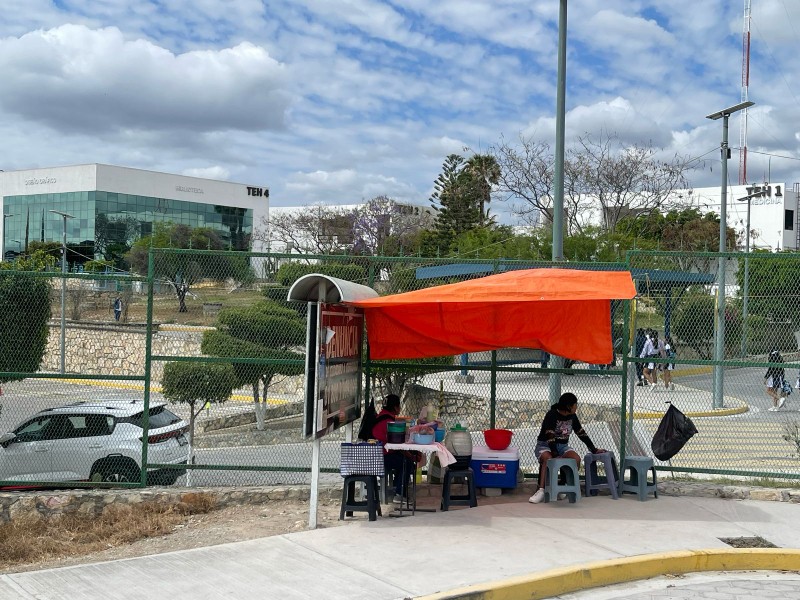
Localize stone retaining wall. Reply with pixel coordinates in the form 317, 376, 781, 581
1, 481, 798, 523
0, 485, 341, 523
42, 322, 206, 382
40, 322, 308, 395
404, 383, 619, 429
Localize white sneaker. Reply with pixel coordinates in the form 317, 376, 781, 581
528, 489, 545, 504
778, 397, 786, 409
392, 494, 404, 504
557, 493, 567, 501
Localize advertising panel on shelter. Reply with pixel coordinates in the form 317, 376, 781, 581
303, 303, 364, 439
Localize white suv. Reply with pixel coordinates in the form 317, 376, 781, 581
0, 400, 189, 485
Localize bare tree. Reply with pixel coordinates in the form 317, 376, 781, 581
255, 199, 433, 257
492, 133, 693, 236
492, 135, 556, 228
255, 204, 355, 257
351, 196, 434, 255
573, 133, 693, 235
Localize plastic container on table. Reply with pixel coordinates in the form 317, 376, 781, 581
470, 444, 520, 489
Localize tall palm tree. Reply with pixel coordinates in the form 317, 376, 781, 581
465, 154, 501, 226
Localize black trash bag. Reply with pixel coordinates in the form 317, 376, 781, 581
651, 403, 698, 461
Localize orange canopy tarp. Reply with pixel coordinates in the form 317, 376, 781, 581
345, 268, 636, 363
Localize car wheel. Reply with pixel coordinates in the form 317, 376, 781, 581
90, 458, 141, 483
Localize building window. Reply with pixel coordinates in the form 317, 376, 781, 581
785, 209, 794, 231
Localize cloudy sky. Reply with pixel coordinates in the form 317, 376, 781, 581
2, 1, 799, 224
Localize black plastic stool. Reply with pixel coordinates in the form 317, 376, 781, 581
441, 467, 478, 511
340, 475, 382, 521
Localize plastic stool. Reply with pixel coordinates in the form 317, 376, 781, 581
544, 457, 581, 503
584, 452, 619, 499
620, 456, 658, 501
441, 467, 478, 511
340, 475, 382, 521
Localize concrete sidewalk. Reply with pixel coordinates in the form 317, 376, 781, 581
2, 493, 799, 600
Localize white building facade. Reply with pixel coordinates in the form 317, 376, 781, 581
665, 182, 797, 252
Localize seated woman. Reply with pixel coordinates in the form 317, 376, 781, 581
529, 392, 605, 504
371, 394, 420, 503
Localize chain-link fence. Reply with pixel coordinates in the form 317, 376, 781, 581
626, 250, 800, 481
2, 249, 800, 490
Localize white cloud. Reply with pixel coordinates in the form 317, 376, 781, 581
0, 24, 290, 134
1, 1, 799, 222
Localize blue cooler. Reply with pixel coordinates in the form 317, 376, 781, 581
470, 445, 519, 489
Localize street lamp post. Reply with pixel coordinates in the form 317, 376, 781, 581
2, 214, 14, 261
736, 186, 765, 357
706, 101, 754, 409
49, 210, 75, 375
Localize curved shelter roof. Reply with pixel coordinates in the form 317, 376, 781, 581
287, 274, 378, 303
346, 268, 636, 363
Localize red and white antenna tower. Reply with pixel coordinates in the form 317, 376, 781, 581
739, 0, 752, 184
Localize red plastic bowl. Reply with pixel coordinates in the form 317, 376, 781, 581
483, 429, 513, 451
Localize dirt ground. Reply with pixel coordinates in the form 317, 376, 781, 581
2, 496, 349, 575
3, 481, 534, 575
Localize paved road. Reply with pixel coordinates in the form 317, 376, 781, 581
4, 366, 800, 487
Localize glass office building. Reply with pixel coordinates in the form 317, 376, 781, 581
1, 164, 268, 264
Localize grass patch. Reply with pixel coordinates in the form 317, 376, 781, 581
0, 493, 217, 570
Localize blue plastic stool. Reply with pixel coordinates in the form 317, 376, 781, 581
584, 452, 619, 499
620, 456, 658, 501
544, 457, 581, 503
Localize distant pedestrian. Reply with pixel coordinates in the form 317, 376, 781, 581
640, 329, 660, 389
635, 328, 647, 385
765, 350, 786, 411
113, 296, 123, 321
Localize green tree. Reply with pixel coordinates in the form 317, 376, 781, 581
125, 222, 254, 312
274, 261, 367, 288
0, 254, 53, 384
672, 292, 715, 360
161, 361, 236, 482
465, 153, 501, 227
429, 154, 482, 253
201, 300, 306, 430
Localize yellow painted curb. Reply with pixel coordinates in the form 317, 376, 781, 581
633, 399, 749, 420
57, 379, 288, 405
672, 366, 713, 378
416, 548, 800, 600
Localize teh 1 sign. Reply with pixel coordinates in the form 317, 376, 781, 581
305, 303, 364, 440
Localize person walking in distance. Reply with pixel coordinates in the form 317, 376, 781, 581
634, 328, 647, 386
640, 329, 659, 390
765, 350, 786, 411
113, 296, 123, 322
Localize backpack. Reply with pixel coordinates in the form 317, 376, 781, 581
357, 399, 393, 441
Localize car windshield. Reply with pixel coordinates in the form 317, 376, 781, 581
130, 406, 182, 429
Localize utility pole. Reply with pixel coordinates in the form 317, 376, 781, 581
706, 101, 753, 409
549, 0, 568, 405
49, 210, 75, 374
